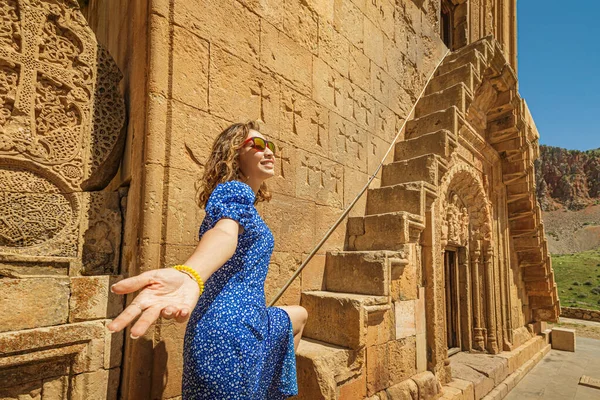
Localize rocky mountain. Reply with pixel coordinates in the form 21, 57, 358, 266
535, 145, 600, 211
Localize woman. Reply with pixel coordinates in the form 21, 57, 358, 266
107, 121, 308, 399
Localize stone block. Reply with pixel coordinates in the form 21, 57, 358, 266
104, 321, 124, 369
315, 204, 347, 252
279, 88, 329, 157
171, 26, 209, 110
328, 112, 368, 173
363, 16, 385, 68
411, 371, 441, 400
318, 19, 349, 76
265, 251, 302, 306
333, 0, 364, 49
281, 0, 318, 53
0, 278, 69, 332
312, 56, 345, 115
261, 194, 316, 253
209, 48, 279, 134
325, 251, 389, 296
395, 300, 416, 339
365, 306, 395, 347
0, 381, 41, 399
532, 320, 547, 334
302, 291, 386, 349
294, 150, 343, 208
388, 337, 417, 387
42, 376, 68, 399
171, 102, 230, 172
416, 333, 427, 373
339, 372, 367, 400
348, 45, 371, 93
174, 0, 260, 63
301, 253, 326, 292
261, 22, 313, 96
367, 132, 392, 177
71, 368, 120, 400
446, 378, 475, 400
551, 328, 576, 352
385, 377, 418, 400
70, 276, 123, 322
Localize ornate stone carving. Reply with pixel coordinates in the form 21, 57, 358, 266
442, 192, 470, 247
0, 0, 125, 263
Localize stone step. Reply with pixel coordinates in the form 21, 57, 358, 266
415, 83, 473, 118
405, 106, 462, 139
346, 211, 426, 251
295, 337, 363, 400
394, 129, 458, 162
443, 39, 491, 64
365, 182, 431, 216
381, 154, 441, 187
438, 48, 485, 77
324, 250, 404, 296
301, 291, 388, 349
427, 63, 481, 96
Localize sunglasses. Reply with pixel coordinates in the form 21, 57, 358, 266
241, 136, 277, 155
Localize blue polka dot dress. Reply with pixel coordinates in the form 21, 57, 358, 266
182, 180, 299, 399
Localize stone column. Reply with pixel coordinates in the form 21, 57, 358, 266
484, 241, 499, 354
471, 240, 485, 351
458, 248, 472, 351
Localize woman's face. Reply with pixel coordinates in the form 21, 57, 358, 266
238, 129, 275, 182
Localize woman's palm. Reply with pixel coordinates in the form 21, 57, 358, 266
107, 268, 200, 337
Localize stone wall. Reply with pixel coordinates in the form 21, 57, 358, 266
0, 0, 127, 398
76, 0, 521, 398
561, 307, 600, 323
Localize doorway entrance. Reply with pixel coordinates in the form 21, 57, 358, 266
445, 249, 460, 355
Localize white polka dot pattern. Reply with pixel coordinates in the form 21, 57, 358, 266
182, 180, 298, 399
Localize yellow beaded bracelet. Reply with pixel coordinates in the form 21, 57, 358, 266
172, 265, 205, 296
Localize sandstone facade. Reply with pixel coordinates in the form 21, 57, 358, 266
0, 0, 126, 397
2, 0, 557, 399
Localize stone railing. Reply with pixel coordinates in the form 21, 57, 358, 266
560, 307, 600, 323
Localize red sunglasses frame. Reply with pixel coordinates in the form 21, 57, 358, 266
241, 136, 277, 154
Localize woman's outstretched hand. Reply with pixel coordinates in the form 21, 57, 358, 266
107, 268, 201, 338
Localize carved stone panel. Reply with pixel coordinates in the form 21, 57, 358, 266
0, 0, 125, 264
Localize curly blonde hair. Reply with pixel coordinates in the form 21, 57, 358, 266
197, 121, 272, 208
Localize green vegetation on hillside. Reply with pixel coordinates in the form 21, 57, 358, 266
553, 249, 600, 311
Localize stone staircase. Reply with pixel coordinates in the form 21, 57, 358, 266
293, 36, 559, 400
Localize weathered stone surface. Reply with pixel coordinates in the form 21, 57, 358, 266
174, 0, 260, 63
0, 278, 69, 332
386, 377, 418, 400
71, 368, 120, 400
171, 26, 209, 110
551, 328, 576, 352
70, 276, 123, 322
411, 371, 441, 400
395, 300, 416, 339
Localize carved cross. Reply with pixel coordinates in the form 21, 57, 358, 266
250, 82, 271, 122
310, 111, 326, 146
327, 75, 342, 107
284, 96, 302, 135
330, 167, 342, 194
346, 86, 360, 121
375, 70, 385, 93
1, 6, 87, 139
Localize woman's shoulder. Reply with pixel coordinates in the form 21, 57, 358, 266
209, 180, 256, 205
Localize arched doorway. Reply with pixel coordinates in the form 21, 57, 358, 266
437, 165, 498, 356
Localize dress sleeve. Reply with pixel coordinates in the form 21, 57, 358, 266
203, 180, 255, 233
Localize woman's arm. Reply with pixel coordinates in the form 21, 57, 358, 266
106, 218, 242, 337
181, 218, 241, 283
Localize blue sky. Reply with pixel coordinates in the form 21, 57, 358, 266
517, 2, 599, 151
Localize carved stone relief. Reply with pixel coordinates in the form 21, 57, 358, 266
0, 0, 125, 263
